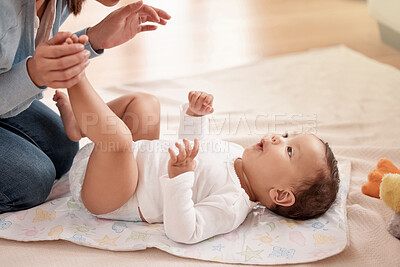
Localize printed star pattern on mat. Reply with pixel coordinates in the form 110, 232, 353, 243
237, 246, 263, 262
32, 208, 56, 222
94, 235, 120, 246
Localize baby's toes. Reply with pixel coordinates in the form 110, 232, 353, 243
56, 91, 67, 99
55, 100, 65, 108
53, 94, 60, 102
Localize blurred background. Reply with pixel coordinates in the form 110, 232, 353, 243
60, 0, 400, 89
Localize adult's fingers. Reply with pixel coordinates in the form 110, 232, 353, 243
48, 71, 86, 89
46, 50, 90, 71
130, 0, 144, 13
150, 6, 171, 20
47, 60, 89, 84
139, 25, 158, 33
120, 1, 143, 18
42, 43, 85, 58
140, 15, 168, 25
141, 5, 160, 22
47, 31, 72, 45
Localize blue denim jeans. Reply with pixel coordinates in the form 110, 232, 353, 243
0, 100, 79, 213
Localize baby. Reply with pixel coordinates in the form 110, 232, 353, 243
57, 36, 339, 244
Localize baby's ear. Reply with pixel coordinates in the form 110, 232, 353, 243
269, 188, 295, 207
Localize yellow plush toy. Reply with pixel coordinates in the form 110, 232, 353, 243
380, 173, 400, 239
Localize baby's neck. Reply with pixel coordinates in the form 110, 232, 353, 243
234, 158, 256, 201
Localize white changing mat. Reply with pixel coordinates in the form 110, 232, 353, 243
0, 160, 350, 265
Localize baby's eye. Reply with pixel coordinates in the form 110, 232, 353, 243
282, 132, 289, 138
287, 146, 293, 158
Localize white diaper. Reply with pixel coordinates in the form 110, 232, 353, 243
69, 143, 143, 222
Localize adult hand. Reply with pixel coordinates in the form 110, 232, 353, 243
87, 1, 171, 51
27, 32, 90, 88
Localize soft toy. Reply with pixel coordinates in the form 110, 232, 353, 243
380, 173, 400, 239
362, 158, 400, 198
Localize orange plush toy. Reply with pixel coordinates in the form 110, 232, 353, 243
362, 158, 400, 198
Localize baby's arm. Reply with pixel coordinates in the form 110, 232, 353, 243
164, 137, 242, 244
178, 91, 214, 141
162, 184, 239, 244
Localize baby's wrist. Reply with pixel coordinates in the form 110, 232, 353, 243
168, 168, 194, 179
168, 170, 185, 179
186, 108, 202, 117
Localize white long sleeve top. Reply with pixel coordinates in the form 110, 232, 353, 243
70, 104, 257, 244
134, 104, 257, 244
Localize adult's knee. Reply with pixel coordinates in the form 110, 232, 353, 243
51, 139, 79, 178
0, 155, 56, 213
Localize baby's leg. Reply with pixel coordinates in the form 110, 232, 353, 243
107, 93, 160, 141
67, 76, 139, 215
53, 90, 83, 142
54, 92, 160, 142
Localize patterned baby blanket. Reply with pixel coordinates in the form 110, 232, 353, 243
0, 160, 350, 265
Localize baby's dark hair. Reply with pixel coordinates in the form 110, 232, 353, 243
270, 140, 339, 220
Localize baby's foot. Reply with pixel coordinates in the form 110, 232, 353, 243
53, 90, 84, 142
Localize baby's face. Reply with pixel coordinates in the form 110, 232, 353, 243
242, 133, 326, 205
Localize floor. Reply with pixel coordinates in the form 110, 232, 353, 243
59, 0, 400, 89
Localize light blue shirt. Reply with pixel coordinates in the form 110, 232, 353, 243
0, 0, 103, 118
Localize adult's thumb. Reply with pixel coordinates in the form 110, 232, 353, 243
119, 1, 143, 19
47, 32, 72, 45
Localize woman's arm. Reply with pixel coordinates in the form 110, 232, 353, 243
0, 31, 89, 116
0, 59, 44, 116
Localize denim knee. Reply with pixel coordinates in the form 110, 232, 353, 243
52, 139, 79, 178
0, 155, 56, 213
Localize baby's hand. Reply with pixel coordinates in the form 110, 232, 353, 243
187, 91, 214, 117
168, 138, 199, 178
